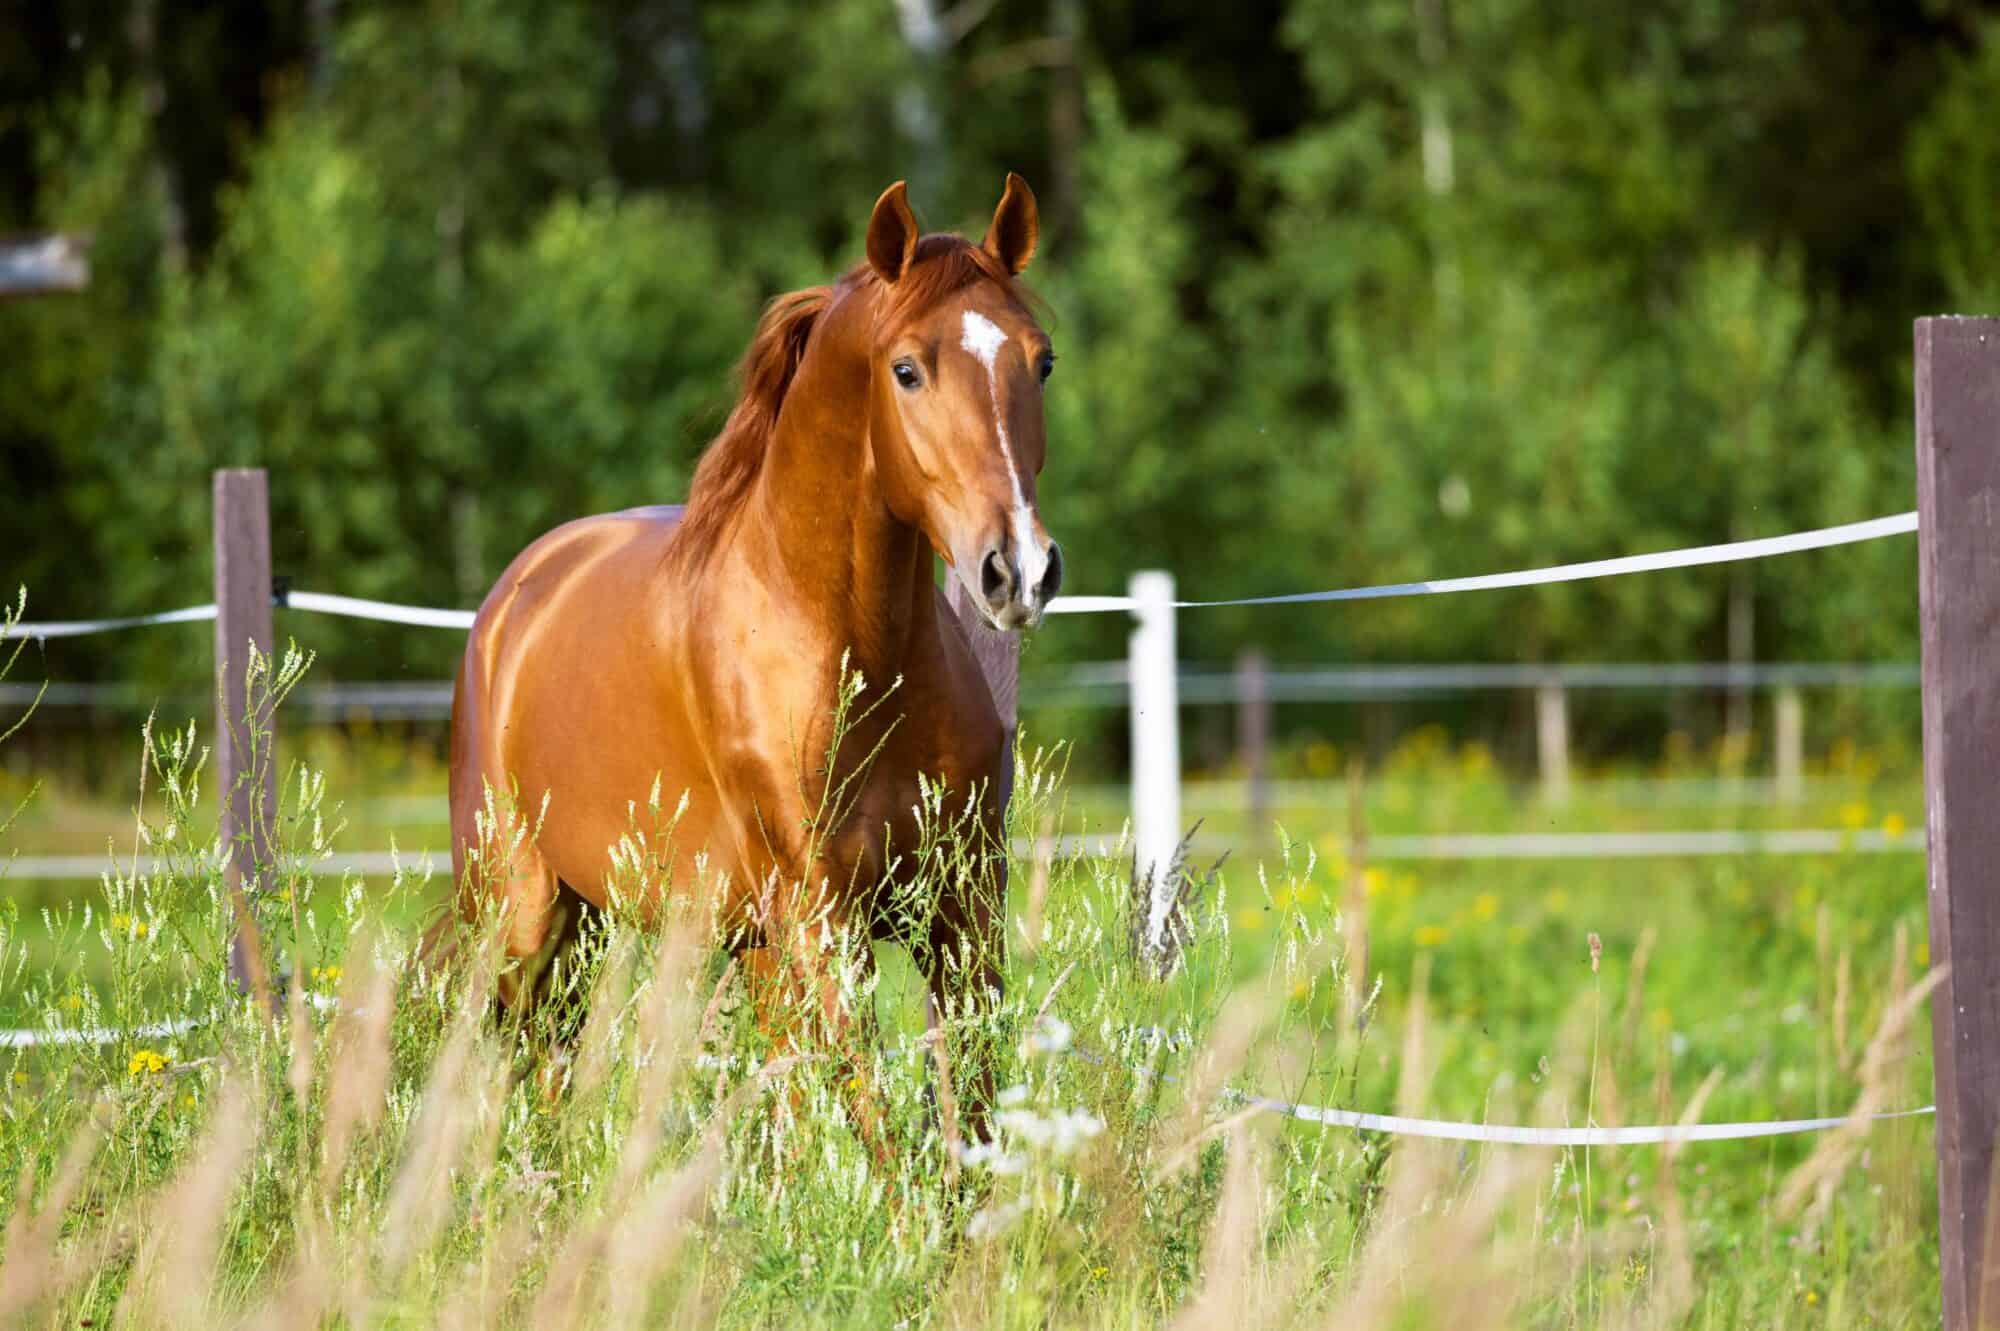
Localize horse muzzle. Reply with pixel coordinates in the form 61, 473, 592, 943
974, 535, 1063, 631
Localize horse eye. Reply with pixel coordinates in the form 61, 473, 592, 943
892, 360, 922, 390
1038, 352, 1056, 384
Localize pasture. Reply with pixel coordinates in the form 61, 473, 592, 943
0, 695, 1941, 1328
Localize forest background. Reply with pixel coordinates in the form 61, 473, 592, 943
7, 0, 1999, 770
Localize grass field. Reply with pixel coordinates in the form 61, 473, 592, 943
0, 671, 1943, 1327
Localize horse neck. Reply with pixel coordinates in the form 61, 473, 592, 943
746, 295, 935, 683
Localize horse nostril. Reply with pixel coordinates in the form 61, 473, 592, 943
1037, 543, 1064, 604
980, 548, 1013, 603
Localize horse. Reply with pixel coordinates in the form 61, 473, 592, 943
447, 174, 1061, 1140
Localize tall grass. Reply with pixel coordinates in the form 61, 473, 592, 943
0, 618, 1945, 1328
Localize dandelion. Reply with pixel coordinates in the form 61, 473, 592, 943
1838, 802, 1870, 831
1363, 867, 1388, 898
1472, 892, 1500, 922
128, 1049, 168, 1078
1881, 812, 1908, 839
1414, 925, 1449, 948
1233, 908, 1266, 933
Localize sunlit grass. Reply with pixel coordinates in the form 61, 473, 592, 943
0, 622, 1942, 1326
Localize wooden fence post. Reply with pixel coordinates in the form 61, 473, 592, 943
1536, 678, 1571, 806
1773, 685, 1804, 805
945, 579, 1019, 816
1236, 649, 1271, 847
1915, 315, 2000, 1331
1129, 571, 1181, 950
213, 469, 276, 1005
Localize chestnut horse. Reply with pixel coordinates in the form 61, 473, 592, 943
448, 175, 1061, 1130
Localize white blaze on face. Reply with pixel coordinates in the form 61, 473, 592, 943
959, 309, 1049, 602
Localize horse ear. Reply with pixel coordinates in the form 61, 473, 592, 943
867, 181, 920, 284
983, 172, 1039, 275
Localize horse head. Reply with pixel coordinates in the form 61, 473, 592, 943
860, 174, 1063, 631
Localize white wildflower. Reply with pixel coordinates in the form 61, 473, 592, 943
1025, 1015, 1073, 1056
967, 1198, 1028, 1240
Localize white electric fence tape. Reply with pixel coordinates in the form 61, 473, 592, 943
0, 1015, 204, 1049
1235, 1093, 1934, 1145
0, 1003, 1935, 1147
2, 604, 218, 640
0, 508, 1938, 1145
1045, 511, 1920, 614
283, 591, 477, 630
3, 512, 1919, 636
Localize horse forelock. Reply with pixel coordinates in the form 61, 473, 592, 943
847, 233, 1037, 333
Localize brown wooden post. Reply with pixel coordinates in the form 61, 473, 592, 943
213, 469, 276, 1005
1915, 315, 2000, 1331
1236, 649, 1271, 846
946, 579, 1019, 816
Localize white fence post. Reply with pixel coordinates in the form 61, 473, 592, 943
1129, 571, 1181, 949
1774, 685, 1804, 805
1536, 679, 1571, 806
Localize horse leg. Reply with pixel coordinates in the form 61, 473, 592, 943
737, 907, 893, 1162
455, 822, 565, 1015
916, 876, 1007, 1146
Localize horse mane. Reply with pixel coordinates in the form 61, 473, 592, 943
668, 234, 1026, 567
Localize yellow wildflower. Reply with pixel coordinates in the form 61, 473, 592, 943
1472, 892, 1500, 922
1544, 889, 1570, 915
1838, 802, 1869, 831
1414, 925, 1449, 948
1363, 867, 1388, 898
128, 1049, 167, 1078
1881, 812, 1908, 839
1233, 908, 1266, 933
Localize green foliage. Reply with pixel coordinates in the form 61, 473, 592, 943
0, 0, 1975, 730
1910, 20, 2000, 314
